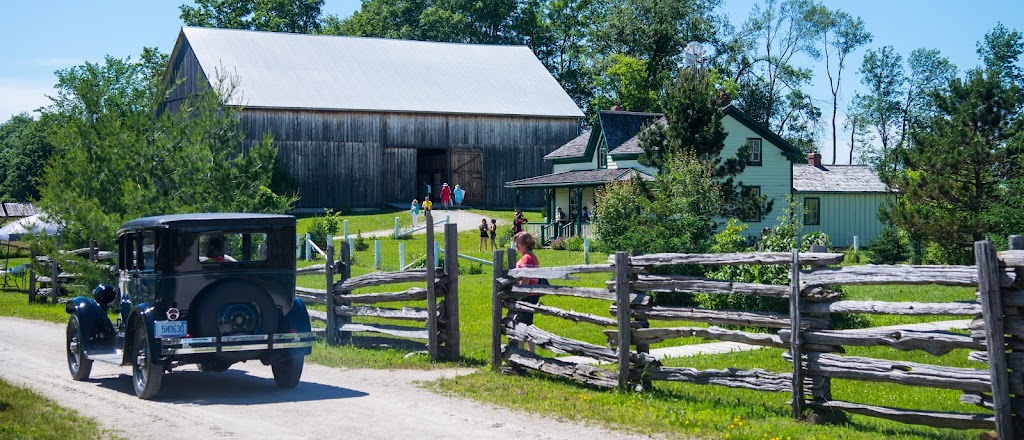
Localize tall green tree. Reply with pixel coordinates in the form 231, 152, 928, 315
638, 68, 767, 220
855, 45, 905, 170
730, 0, 825, 149
0, 114, 54, 203
595, 0, 722, 90
37, 50, 294, 249
816, 8, 870, 164
886, 68, 1022, 263
898, 48, 958, 150
180, 0, 325, 33
978, 22, 1024, 88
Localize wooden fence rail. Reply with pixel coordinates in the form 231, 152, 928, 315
492, 237, 1024, 438
306, 211, 460, 361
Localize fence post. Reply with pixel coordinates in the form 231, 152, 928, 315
1009, 236, 1023, 437
348, 238, 354, 255
337, 244, 352, 345
89, 240, 97, 263
491, 249, 505, 372
425, 211, 440, 359
28, 248, 36, 303
305, 233, 312, 261
584, 238, 590, 265
395, 216, 400, 238
296, 233, 302, 260
443, 223, 460, 361
399, 242, 405, 269
976, 240, 1012, 438
789, 248, 805, 419
325, 244, 337, 345
374, 240, 381, 269
343, 220, 349, 242
614, 251, 632, 392
50, 258, 60, 304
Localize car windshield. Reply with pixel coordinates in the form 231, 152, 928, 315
198, 232, 268, 263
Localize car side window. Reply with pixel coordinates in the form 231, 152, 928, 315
199, 232, 267, 263
141, 232, 156, 271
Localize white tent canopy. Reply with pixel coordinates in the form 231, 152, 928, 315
0, 214, 61, 241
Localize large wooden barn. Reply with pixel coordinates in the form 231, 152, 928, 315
161, 27, 583, 210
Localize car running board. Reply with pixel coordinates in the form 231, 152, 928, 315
87, 351, 124, 365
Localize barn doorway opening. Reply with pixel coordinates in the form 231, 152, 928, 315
416, 149, 448, 200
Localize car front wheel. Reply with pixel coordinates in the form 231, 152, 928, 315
66, 315, 93, 381
271, 355, 303, 388
132, 325, 163, 399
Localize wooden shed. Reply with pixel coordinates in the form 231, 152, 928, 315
161, 27, 583, 210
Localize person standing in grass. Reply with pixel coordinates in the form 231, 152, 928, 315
512, 231, 539, 353
479, 218, 489, 252
410, 199, 420, 227
489, 219, 498, 251
422, 196, 432, 212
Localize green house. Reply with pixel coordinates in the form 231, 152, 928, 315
506, 106, 894, 248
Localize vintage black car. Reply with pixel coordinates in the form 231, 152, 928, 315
65, 213, 315, 399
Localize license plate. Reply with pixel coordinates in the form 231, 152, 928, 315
154, 320, 187, 338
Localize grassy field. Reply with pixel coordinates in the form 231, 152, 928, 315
0, 210, 991, 439
0, 377, 120, 440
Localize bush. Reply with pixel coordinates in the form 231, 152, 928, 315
497, 227, 514, 248
550, 237, 567, 250
868, 227, 910, 264
565, 236, 584, 252
353, 231, 369, 251
308, 211, 343, 249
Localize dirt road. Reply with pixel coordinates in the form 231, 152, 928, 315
0, 317, 649, 440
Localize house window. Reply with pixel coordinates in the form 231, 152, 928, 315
804, 197, 820, 226
597, 137, 607, 169
746, 138, 762, 166
741, 185, 762, 222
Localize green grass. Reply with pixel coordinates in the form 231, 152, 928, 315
0, 211, 994, 439
0, 377, 119, 440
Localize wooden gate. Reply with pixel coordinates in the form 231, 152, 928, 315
451, 149, 483, 203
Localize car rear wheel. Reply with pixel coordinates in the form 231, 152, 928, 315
66, 315, 93, 381
132, 325, 163, 400
271, 355, 303, 388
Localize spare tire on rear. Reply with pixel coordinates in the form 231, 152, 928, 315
191, 280, 280, 363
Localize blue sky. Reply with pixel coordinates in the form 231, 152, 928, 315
2, 1, 1021, 163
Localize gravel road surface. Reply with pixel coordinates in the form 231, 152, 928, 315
0, 317, 650, 440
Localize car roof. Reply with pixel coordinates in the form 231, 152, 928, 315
118, 213, 295, 234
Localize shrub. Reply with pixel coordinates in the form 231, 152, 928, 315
550, 237, 567, 250
354, 231, 369, 251
308, 211, 343, 249
802, 231, 831, 250
497, 227, 514, 248
565, 236, 584, 252
868, 227, 910, 264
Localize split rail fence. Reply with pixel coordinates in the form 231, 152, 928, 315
299, 213, 460, 361
491, 238, 1024, 438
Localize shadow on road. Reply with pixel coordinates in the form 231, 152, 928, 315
92, 368, 368, 404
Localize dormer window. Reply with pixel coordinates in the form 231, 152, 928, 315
746, 138, 762, 166
597, 137, 607, 168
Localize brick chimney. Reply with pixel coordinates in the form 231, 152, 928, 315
807, 152, 822, 167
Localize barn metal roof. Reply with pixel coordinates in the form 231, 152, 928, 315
178, 27, 584, 118
505, 169, 654, 189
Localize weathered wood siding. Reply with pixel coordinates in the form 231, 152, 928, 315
797, 192, 893, 248
162, 42, 579, 210
240, 109, 575, 209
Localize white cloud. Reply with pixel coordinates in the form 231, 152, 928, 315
0, 78, 54, 122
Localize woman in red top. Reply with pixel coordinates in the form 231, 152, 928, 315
513, 231, 539, 353
439, 183, 452, 209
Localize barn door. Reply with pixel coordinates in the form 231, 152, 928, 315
450, 149, 483, 203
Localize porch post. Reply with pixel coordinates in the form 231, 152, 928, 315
513, 189, 520, 210
574, 186, 584, 236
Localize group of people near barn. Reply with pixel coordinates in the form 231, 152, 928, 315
409, 182, 466, 227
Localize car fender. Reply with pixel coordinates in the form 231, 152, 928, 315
283, 298, 312, 356
124, 302, 164, 365
65, 296, 116, 354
